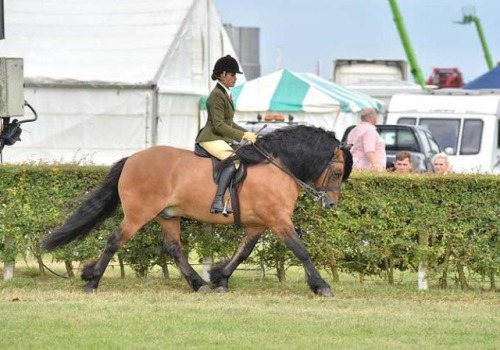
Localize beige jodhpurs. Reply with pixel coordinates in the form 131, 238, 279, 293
199, 140, 240, 168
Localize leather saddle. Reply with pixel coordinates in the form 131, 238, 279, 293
194, 143, 247, 224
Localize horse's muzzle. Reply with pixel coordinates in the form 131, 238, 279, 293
321, 196, 338, 209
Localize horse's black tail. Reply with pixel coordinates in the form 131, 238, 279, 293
42, 157, 128, 251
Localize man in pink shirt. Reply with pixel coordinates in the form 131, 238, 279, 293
347, 108, 386, 172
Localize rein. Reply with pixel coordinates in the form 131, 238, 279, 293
249, 143, 338, 203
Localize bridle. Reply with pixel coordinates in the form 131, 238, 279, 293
315, 156, 344, 193
249, 143, 344, 204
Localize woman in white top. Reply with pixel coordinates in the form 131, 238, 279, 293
432, 153, 452, 174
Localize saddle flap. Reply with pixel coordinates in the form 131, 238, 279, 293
194, 143, 212, 158
194, 143, 246, 183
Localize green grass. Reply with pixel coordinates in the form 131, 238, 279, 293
1, 265, 499, 350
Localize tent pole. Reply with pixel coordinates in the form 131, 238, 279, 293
206, 0, 212, 91
151, 85, 159, 146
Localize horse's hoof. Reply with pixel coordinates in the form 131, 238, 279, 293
317, 287, 334, 298
197, 285, 212, 294
214, 286, 228, 293
83, 286, 97, 294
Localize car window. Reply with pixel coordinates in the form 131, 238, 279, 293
379, 129, 397, 150
417, 128, 431, 155
460, 119, 483, 155
397, 129, 419, 152
419, 118, 460, 155
378, 127, 419, 152
397, 117, 416, 125
424, 129, 441, 154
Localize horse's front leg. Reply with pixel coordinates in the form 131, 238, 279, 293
210, 226, 264, 293
274, 224, 333, 298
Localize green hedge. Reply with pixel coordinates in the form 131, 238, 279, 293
1, 165, 499, 289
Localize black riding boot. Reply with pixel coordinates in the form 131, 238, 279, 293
210, 164, 237, 214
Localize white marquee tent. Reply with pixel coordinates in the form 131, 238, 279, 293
0, 0, 241, 164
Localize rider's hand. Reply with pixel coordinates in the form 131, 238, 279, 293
242, 132, 257, 143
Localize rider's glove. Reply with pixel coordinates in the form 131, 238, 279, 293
242, 132, 257, 144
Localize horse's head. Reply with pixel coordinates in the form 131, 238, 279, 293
315, 145, 353, 209
236, 125, 354, 209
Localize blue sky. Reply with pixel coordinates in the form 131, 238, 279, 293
213, 0, 499, 83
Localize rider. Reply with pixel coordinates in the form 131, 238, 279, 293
196, 55, 257, 214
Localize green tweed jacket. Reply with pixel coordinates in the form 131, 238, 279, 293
196, 84, 247, 143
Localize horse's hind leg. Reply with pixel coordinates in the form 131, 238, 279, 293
160, 218, 209, 292
81, 227, 121, 293
210, 227, 264, 293
81, 219, 139, 293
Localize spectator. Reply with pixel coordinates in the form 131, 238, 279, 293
347, 108, 386, 172
432, 153, 452, 174
394, 151, 413, 173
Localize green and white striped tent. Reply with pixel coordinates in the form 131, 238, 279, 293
223, 69, 383, 137
232, 69, 382, 114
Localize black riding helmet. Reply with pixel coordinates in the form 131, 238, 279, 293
211, 55, 243, 80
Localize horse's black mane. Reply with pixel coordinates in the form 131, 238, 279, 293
234, 125, 353, 182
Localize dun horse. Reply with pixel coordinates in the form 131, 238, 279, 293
43, 125, 353, 297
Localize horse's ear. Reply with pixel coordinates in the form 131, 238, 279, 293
340, 142, 353, 151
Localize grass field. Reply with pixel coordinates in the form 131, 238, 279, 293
1, 263, 499, 350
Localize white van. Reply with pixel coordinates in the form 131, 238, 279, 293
332, 59, 408, 85
386, 89, 500, 173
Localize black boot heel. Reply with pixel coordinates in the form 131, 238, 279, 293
210, 165, 236, 214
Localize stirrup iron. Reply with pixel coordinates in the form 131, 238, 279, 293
222, 198, 232, 216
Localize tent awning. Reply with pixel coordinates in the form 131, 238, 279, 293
226, 69, 383, 113
464, 66, 500, 90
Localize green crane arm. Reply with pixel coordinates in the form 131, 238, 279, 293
388, 0, 426, 88
459, 15, 494, 70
